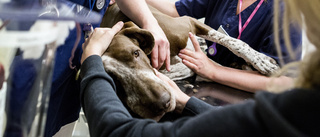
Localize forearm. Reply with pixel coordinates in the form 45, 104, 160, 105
116, 0, 158, 29
208, 65, 293, 93
80, 55, 135, 137
182, 96, 219, 116
146, 0, 180, 17
80, 57, 265, 137
80, 56, 222, 137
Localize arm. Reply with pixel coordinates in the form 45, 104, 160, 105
154, 69, 215, 114
146, 0, 180, 17
179, 33, 294, 93
182, 96, 220, 116
80, 55, 265, 137
79, 23, 266, 137
81, 58, 306, 137
115, 0, 156, 28
205, 64, 293, 93
115, 0, 171, 71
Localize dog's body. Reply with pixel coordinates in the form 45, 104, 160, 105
101, 4, 212, 57
100, 4, 279, 120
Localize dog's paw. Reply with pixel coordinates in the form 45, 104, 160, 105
249, 52, 279, 75
230, 40, 280, 76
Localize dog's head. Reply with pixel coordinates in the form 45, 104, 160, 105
101, 22, 176, 121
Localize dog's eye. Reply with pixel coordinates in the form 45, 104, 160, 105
134, 50, 140, 57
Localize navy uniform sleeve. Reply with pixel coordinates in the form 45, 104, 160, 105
175, 0, 212, 19
182, 96, 220, 116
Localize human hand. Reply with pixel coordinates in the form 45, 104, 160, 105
109, 0, 116, 5
154, 69, 190, 113
178, 32, 217, 80
146, 25, 171, 71
81, 21, 124, 64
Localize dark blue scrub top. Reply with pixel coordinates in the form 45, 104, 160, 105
176, 0, 302, 67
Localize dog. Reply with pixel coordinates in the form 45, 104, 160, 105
100, 4, 279, 120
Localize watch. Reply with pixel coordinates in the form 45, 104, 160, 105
94, 0, 106, 11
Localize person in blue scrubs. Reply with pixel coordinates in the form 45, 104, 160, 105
146, 0, 302, 92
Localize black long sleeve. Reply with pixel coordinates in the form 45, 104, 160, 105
80, 55, 320, 137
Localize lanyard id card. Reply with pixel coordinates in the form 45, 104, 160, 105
208, 0, 264, 56
217, 25, 229, 36
208, 25, 229, 56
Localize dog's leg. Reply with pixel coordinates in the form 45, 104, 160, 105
189, 18, 279, 75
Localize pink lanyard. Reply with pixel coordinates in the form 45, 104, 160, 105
238, 0, 264, 39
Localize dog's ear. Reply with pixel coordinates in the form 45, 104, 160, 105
120, 21, 155, 55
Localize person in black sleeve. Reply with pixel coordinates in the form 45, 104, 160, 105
79, 0, 320, 135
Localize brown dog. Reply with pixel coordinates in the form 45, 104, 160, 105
100, 4, 279, 120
